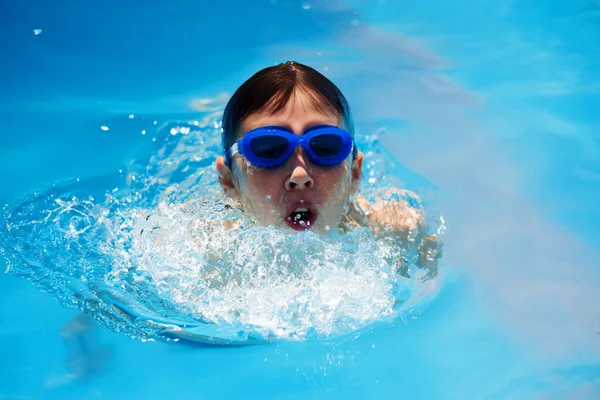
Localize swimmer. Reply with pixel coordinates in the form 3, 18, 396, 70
215, 61, 441, 276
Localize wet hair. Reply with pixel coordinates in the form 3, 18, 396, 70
221, 61, 354, 152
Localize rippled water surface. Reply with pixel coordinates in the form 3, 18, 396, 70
1, 119, 441, 345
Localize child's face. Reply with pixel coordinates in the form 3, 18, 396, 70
216, 89, 364, 233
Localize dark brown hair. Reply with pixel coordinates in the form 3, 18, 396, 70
221, 61, 354, 151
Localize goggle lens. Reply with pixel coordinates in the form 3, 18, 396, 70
249, 135, 289, 159
309, 134, 343, 159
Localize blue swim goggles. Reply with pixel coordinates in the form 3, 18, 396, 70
223, 125, 356, 168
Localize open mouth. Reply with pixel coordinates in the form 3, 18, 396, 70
285, 206, 317, 231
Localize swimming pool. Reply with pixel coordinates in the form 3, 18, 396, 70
1, 0, 599, 398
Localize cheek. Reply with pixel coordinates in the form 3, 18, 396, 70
317, 165, 352, 198
238, 168, 284, 199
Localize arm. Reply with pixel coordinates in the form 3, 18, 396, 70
347, 190, 442, 279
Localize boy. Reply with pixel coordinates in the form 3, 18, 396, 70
215, 61, 441, 275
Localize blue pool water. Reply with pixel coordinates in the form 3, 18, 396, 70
1, 0, 599, 398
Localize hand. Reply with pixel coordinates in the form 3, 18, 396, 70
416, 234, 442, 280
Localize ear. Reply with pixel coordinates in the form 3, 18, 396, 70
350, 151, 364, 194
216, 156, 240, 198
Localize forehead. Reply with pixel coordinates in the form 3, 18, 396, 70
239, 90, 341, 135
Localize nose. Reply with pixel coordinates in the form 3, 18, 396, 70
285, 149, 315, 191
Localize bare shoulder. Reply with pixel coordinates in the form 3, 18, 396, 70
348, 188, 426, 240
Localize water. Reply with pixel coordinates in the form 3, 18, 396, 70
1, 119, 439, 344
1, 0, 599, 399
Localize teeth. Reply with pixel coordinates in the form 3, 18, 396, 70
294, 208, 309, 212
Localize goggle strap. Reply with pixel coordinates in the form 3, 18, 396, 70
224, 142, 240, 166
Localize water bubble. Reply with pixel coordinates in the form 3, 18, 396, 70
0, 112, 442, 345
343, 203, 350, 215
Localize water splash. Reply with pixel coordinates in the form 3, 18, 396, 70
0, 114, 442, 344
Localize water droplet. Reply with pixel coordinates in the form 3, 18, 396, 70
33, 29, 42, 35
153, 121, 158, 125
100, 126, 109, 131
265, 195, 271, 201
141, 130, 146, 135
269, 209, 275, 214
299, 199, 304, 203
325, 225, 330, 231
128, 114, 135, 119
